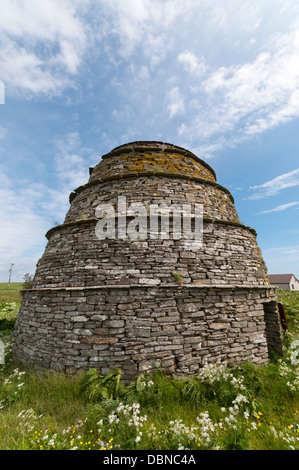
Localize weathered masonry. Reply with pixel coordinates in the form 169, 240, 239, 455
13, 141, 283, 380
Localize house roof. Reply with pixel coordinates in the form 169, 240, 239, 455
268, 274, 297, 284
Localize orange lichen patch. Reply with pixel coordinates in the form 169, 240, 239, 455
88, 148, 218, 184
90, 152, 215, 182
118, 152, 216, 182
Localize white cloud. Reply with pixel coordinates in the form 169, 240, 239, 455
167, 87, 185, 118
262, 244, 299, 276
54, 132, 90, 191
0, 0, 88, 97
197, 26, 299, 139
0, 126, 6, 140
256, 201, 299, 215
0, 167, 49, 281
2, 0, 299, 153
203, 0, 263, 34
249, 168, 299, 199
173, 9, 299, 154
101, 0, 199, 60
178, 51, 206, 76
190, 139, 229, 160
0, 80, 4, 104
0, 127, 96, 281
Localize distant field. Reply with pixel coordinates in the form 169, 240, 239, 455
0, 283, 22, 303
0, 283, 23, 290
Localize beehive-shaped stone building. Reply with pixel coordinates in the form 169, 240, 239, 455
13, 141, 283, 379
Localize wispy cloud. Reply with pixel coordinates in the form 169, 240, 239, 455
256, 201, 299, 215
178, 51, 206, 77
2, 0, 299, 155
0, 166, 49, 281
0, 126, 6, 140
167, 87, 185, 118
102, 0, 199, 59
168, 5, 299, 154
0, 129, 95, 281
0, 81, 4, 104
249, 168, 299, 199
55, 132, 90, 190
262, 244, 299, 276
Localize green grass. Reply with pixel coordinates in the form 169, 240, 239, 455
0, 283, 23, 303
277, 290, 299, 339
0, 282, 23, 291
0, 287, 298, 450
277, 289, 299, 318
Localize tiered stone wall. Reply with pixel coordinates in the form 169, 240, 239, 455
66, 176, 238, 224
12, 141, 283, 379
32, 222, 268, 288
89, 141, 217, 183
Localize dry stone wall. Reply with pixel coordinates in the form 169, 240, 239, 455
14, 285, 281, 381
13, 141, 283, 379
32, 222, 268, 288
65, 176, 238, 224
89, 144, 217, 183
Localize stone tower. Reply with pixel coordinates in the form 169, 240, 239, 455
13, 141, 283, 379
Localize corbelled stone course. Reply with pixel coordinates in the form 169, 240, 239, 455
14, 285, 280, 379
32, 223, 266, 288
13, 141, 283, 379
90, 141, 217, 183
66, 176, 237, 224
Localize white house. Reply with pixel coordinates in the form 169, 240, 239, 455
268, 274, 299, 291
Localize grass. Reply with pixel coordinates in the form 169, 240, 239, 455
0, 283, 23, 304
171, 271, 184, 286
0, 287, 298, 450
277, 289, 299, 317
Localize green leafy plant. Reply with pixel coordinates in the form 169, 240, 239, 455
277, 290, 299, 318
81, 367, 123, 401
0, 302, 19, 334
22, 274, 33, 290
171, 271, 184, 286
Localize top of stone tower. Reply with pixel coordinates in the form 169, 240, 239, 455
88, 141, 217, 183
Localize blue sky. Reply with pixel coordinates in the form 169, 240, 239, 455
0, 0, 299, 282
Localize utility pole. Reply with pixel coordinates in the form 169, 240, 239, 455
8, 263, 14, 288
